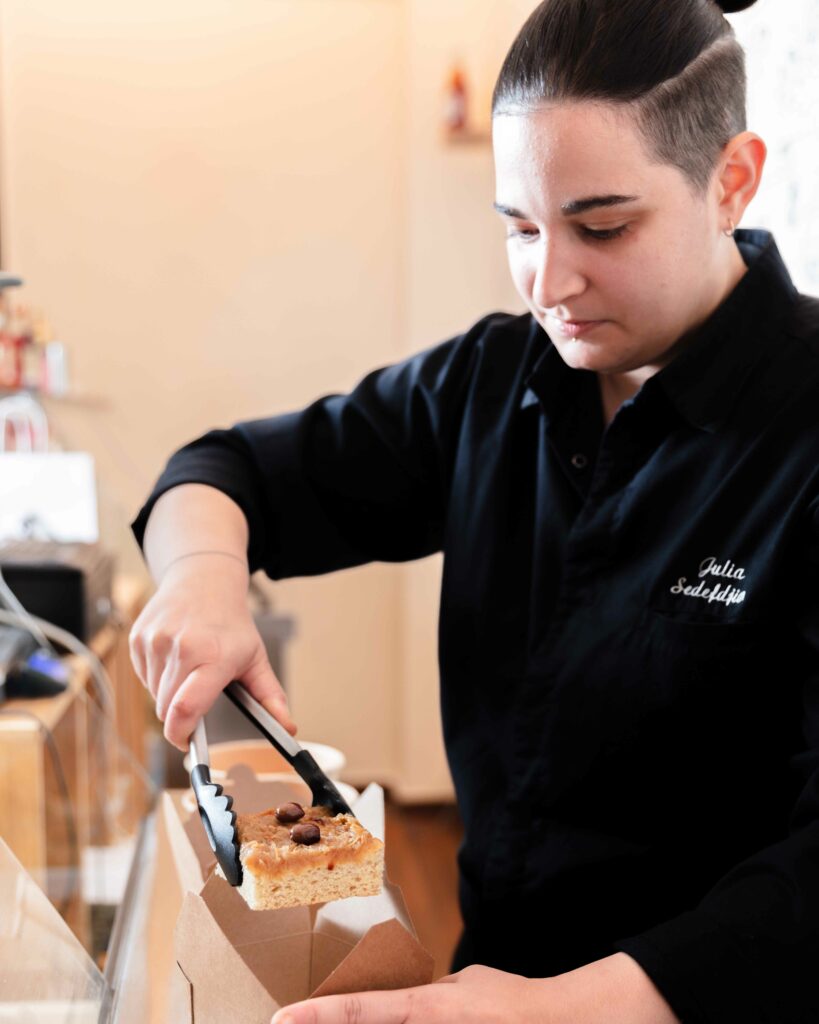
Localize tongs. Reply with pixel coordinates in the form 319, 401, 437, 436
188, 680, 355, 886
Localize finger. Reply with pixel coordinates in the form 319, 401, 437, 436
144, 629, 173, 701
155, 655, 185, 723
271, 986, 425, 1024
163, 664, 231, 751
240, 653, 298, 736
155, 635, 203, 722
128, 625, 147, 688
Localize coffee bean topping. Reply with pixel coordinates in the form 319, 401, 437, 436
291, 822, 321, 845
275, 802, 305, 824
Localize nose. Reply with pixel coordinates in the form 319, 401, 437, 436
531, 234, 587, 314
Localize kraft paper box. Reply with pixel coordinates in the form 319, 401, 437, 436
155, 765, 434, 1024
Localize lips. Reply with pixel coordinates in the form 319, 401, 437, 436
552, 316, 606, 339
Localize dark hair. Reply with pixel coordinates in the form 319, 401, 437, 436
493, 0, 760, 196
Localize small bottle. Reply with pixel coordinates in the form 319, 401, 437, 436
444, 63, 468, 137
27, 311, 53, 392
21, 340, 42, 390
0, 301, 26, 389
0, 306, 13, 389
44, 340, 69, 396
12, 303, 34, 390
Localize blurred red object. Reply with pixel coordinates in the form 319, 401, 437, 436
444, 63, 468, 135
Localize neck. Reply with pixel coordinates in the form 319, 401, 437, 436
597, 368, 653, 426
597, 239, 748, 427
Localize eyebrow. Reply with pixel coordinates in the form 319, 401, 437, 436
493, 194, 642, 218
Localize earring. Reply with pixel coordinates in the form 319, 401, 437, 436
723, 219, 735, 237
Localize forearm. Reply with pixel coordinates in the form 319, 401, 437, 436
537, 953, 680, 1024
142, 483, 250, 584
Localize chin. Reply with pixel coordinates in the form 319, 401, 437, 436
548, 337, 615, 372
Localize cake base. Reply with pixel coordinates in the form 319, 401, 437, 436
216, 803, 385, 910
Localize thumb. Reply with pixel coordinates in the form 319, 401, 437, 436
240, 653, 298, 736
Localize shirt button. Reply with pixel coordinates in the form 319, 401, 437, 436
570, 453, 588, 469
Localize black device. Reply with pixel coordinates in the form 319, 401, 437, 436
0, 541, 114, 642
0, 624, 69, 700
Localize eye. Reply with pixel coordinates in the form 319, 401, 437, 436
506, 223, 629, 242
580, 224, 628, 241
506, 225, 539, 241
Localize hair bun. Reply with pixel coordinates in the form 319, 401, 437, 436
716, 0, 759, 11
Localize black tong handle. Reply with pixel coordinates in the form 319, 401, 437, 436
223, 681, 354, 817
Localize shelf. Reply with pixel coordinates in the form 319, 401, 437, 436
444, 128, 491, 147
0, 387, 111, 411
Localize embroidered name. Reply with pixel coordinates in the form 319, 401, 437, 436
669, 555, 747, 606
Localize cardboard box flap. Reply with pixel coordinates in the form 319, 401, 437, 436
171, 962, 195, 1024
174, 890, 279, 1022
236, 932, 314, 1010
307, 931, 358, 994
350, 782, 385, 841
177, 886, 432, 1014
313, 872, 414, 943
180, 880, 356, 1011
223, 764, 313, 814
310, 918, 434, 999
198, 872, 316, 945
162, 792, 212, 893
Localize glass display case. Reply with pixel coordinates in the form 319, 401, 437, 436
1, 806, 159, 1023
0, 586, 301, 1022
0, 577, 159, 1022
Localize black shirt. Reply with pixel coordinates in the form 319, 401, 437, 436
132, 228, 819, 1023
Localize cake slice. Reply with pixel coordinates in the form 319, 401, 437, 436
217, 801, 384, 910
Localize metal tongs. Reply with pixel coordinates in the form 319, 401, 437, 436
188, 680, 355, 887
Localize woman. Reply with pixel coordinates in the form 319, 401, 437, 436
131, 0, 819, 1020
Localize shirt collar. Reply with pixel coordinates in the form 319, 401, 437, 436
520, 228, 799, 433
649, 228, 799, 432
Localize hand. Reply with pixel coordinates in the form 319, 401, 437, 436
268, 954, 680, 1024
270, 965, 548, 1024
129, 552, 297, 751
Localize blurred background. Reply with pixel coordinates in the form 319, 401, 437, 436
0, 0, 816, 1007
1, 0, 815, 801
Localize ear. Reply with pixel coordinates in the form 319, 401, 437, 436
715, 130, 767, 229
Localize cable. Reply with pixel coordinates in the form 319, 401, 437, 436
0, 566, 56, 654
74, 687, 158, 801
0, 607, 157, 801
0, 607, 113, 712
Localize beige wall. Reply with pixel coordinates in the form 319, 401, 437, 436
399, 0, 525, 799
0, 0, 525, 799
